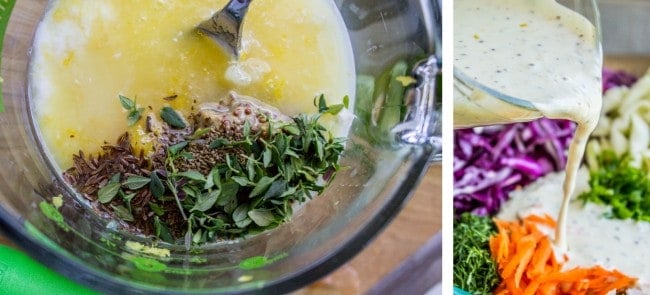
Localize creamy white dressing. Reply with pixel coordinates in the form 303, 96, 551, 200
498, 170, 650, 294
454, 0, 602, 253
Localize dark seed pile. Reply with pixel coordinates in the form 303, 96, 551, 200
63, 133, 184, 236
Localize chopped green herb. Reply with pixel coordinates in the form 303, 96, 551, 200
579, 150, 650, 221
453, 213, 500, 295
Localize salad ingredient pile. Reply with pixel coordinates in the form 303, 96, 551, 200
454, 69, 646, 293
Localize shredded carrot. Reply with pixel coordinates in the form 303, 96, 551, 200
489, 214, 637, 294
528, 238, 552, 278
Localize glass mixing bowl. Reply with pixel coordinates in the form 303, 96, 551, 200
0, 0, 441, 294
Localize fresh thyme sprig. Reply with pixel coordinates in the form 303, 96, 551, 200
118, 95, 145, 126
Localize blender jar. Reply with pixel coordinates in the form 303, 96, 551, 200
0, 0, 441, 294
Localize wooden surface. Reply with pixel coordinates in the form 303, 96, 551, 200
604, 55, 650, 77
298, 164, 442, 294
0, 164, 442, 293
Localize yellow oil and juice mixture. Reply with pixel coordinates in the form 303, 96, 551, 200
30, 0, 355, 169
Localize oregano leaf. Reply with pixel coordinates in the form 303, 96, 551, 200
123, 175, 151, 190
98, 182, 121, 203
150, 172, 165, 198
160, 106, 186, 128
248, 209, 275, 227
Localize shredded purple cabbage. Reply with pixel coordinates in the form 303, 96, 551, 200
603, 68, 637, 92
454, 120, 576, 217
454, 69, 636, 217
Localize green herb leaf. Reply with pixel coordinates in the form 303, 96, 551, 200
282, 125, 300, 136
112, 205, 135, 222
218, 181, 239, 206
150, 172, 165, 198
98, 182, 121, 203
123, 175, 151, 190
232, 176, 251, 187
235, 217, 252, 229
209, 138, 230, 149
315, 138, 324, 161
314, 94, 347, 115
263, 148, 272, 168
316, 94, 327, 112
279, 185, 298, 199
122, 192, 137, 212
192, 228, 204, 244
233, 204, 249, 222
119, 95, 136, 110
109, 173, 121, 183
324, 104, 344, 115
250, 176, 277, 198
177, 170, 206, 182
191, 190, 219, 212
204, 168, 217, 190
39, 201, 69, 232
248, 209, 275, 227
127, 108, 144, 126
284, 149, 300, 159
160, 106, 187, 129
246, 157, 256, 181
168, 141, 188, 155
119, 95, 144, 126
263, 180, 286, 200
149, 203, 165, 216
226, 154, 241, 173
189, 127, 212, 140
154, 216, 174, 243
182, 186, 199, 200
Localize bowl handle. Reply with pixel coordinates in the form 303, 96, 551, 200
394, 55, 442, 162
